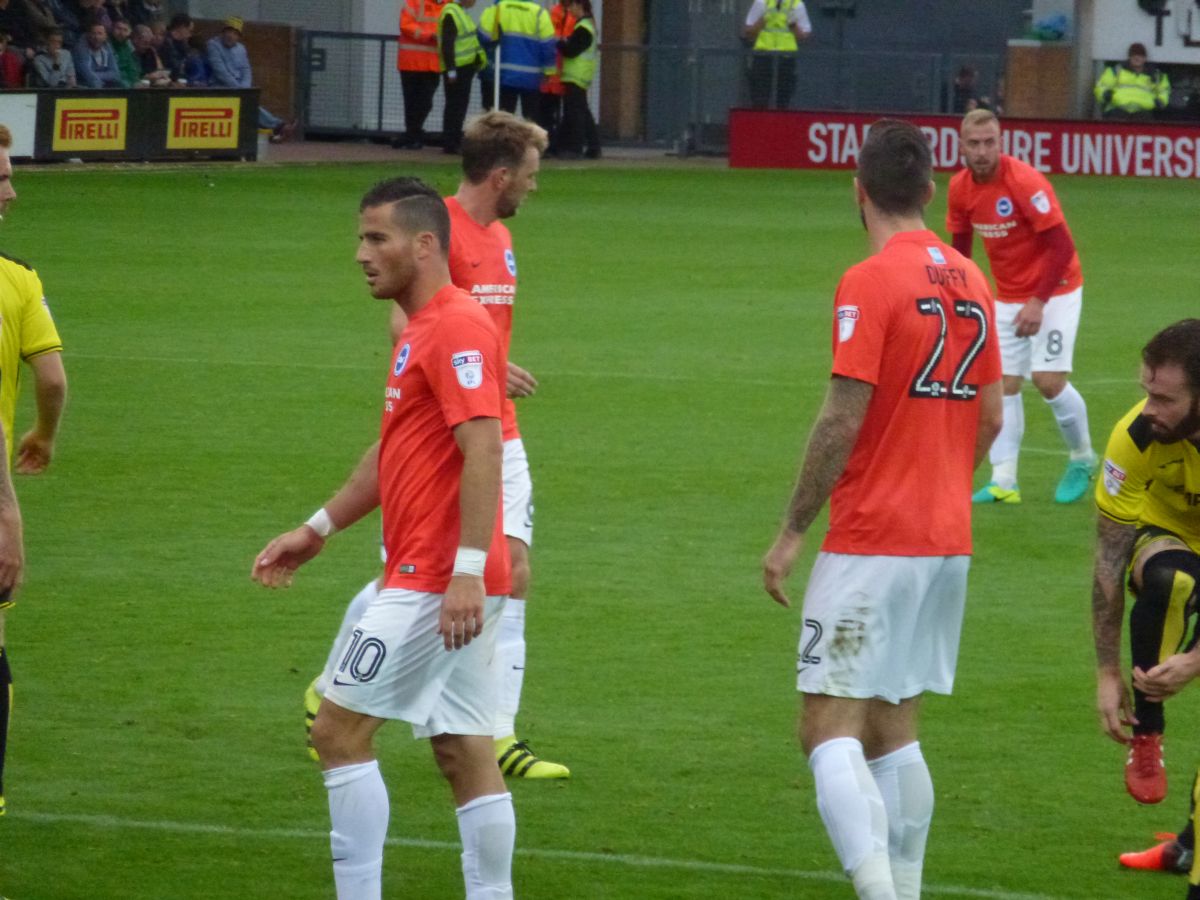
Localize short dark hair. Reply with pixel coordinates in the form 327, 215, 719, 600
168, 13, 193, 30
857, 119, 932, 217
460, 110, 548, 184
359, 177, 450, 252
1143, 319, 1200, 393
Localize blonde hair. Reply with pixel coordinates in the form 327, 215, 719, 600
961, 108, 999, 131
461, 111, 548, 184
0, 125, 11, 150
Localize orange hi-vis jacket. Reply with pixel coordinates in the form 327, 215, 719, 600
398, 0, 446, 72
540, 2, 576, 95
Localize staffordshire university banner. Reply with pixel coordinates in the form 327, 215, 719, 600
729, 109, 1200, 179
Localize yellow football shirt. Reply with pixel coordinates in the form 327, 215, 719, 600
1095, 400, 1200, 554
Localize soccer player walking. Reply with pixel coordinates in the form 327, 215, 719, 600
306, 112, 568, 780
763, 119, 1002, 900
1091, 319, 1200, 813
947, 109, 1095, 505
253, 178, 515, 899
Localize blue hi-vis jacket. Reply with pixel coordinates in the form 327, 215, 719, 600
478, 0, 556, 91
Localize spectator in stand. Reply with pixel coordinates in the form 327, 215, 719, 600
158, 12, 190, 82
0, 0, 33, 53
40, 0, 76, 48
1095, 41, 1170, 120
207, 16, 295, 140
30, 27, 73, 86
126, 0, 162, 28
106, 0, 129, 25
0, 31, 23, 87
110, 17, 140, 86
76, 0, 112, 34
557, 0, 599, 159
72, 19, 121, 87
131, 22, 165, 85
22, 0, 60, 45
183, 33, 209, 86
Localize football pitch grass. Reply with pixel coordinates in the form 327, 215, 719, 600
0, 157, 1196, 899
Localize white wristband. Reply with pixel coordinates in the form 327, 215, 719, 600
453, 546, 487, 577
305, 507, 337, 538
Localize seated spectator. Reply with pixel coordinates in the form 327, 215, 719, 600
0, 0, 33, 52
0, 30, 23, 86
130, 21, 165, 84
158, 11, 188, 81
126, 0, 161, 28
30, 26, 74, 86
41, 0, 77, 48
75, 0, 111, 34
207, 17, 295, 140
109, 16, 138, 85
22, 0, 60, 43
183, 33, 209, 85
72, 19, 121, 86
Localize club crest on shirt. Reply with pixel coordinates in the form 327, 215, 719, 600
393, 343, 411, 377
926, 246, 946, 265
995, 196, 1013, 217
1102, 458, 1126, 496
836, 305, 860, 343
451, 350, 484, 389
1030, 190, 1051, 215
504, 249, 517, 277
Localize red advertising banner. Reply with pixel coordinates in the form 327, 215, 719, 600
729, 109, 1200, 179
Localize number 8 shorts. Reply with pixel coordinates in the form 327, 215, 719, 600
995, 286, 1083, 378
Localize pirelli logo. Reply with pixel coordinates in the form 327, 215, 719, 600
52, 99, 128, 151
166, 97, 241, 149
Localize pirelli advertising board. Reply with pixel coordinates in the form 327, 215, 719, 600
33, 89, 257, 161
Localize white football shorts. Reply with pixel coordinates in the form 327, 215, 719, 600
995, 286, 1082, 377
503, 438, 533, 547
324, 588, 507, 739
796, 552, 970, 703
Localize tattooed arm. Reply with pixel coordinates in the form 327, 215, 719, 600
1092, 513, 1137, 744
762, 376, 873, 607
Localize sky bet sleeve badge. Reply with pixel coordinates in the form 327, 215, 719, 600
451, 350, 485, 389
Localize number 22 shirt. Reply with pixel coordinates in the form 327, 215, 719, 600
823, 230, 1001, 557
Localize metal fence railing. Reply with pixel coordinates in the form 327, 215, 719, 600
297, 31, 999, 154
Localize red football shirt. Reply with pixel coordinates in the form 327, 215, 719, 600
946, 155, 1082, 302
823, 230, 1002, 557
379, 284, 511, 595
446, 196, 520, 441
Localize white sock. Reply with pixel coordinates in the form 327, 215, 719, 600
324, 760, 389, 900
1045, 382, 1093, 460
808, 737, 896, 900
316, 579, 379, 696
868, 743, 933, 900
493, 599, 526, 740
456, 792, 516, 900
989, 393, 1024, 489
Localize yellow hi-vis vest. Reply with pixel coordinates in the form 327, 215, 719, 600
439, 1, 484, 70
754, 0, 800, 53
1094, 63, 1170, 115
561, 17, 595, 88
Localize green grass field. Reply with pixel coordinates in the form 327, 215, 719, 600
0, 156, 1196, 899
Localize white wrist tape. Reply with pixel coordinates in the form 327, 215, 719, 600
305, 507, 338, 538
453, 546, 487, 577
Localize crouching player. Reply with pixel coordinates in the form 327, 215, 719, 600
1091, 319, 1200, 833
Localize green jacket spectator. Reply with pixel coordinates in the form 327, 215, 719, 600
1095, 42, 1169, 119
